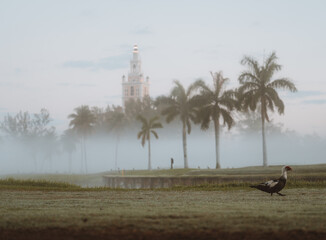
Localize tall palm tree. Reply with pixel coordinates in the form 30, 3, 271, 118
156, 80, 200, 168
195, 72, 237, 169
106, 106, 128, 171
61, 129, 77, 173
238, 52, 297, 167
68, 105, 95, 173
137, 115, 163, 170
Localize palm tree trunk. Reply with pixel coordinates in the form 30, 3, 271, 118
33, 155, 37, 173
148, 136, 152, 170
261, 106, 268, 167
115, 135, 120, 171
68, 152, 72, 173
182, 121, 188, 168
80, 141, 84, 173
49, 155, 53, 173
214, 118, 221, 169
83, 137, 88, 173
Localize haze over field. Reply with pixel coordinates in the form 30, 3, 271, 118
1, 118, 325, 174
1, 1, 326, 174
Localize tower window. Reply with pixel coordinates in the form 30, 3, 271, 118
130, 86, 134, 96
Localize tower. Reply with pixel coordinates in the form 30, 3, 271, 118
122, 44, 150, 107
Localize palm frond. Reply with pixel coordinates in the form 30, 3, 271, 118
137, 115, 162, 147
240, 56, 260, 77
239, 72, 261, 84
137, 130, 144, 139
137, 115, 148, 126
165, 110, 178, 123
239, 89, 257, 111
151, 130, 159, 139
219, 91, 237, 110
193, 79, 211, 93
266, 87, 285, 114
220, 108, 234, 130
267, 78, 297, 92
152, 122, 163, 129
171, 80, 186, 99
264, 52, 281, 73
198, 108, 211, 130
155, 95, 175, 106
149, 116, 159, 125
238, 81, 260, 93
141, 134, 146, 147
264, 95, 275, 112
187, 79, 203, 96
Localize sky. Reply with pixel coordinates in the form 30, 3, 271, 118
0, 0, 326, 136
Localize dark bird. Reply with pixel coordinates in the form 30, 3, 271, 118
250, 166, 292, 196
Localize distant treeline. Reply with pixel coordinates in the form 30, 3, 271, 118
2, 52, 323, 173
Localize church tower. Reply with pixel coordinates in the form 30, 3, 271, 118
122, 45, 150, 107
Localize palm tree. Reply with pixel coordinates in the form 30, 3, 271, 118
41, 130, 59, 172
156, 80, 200, 168
238, 52, 297, 167
61, 129, 77, 173
137, 115, 163, 170
68, 105, 95, 173
106, 106, 128, 171
195, 72, 237, 169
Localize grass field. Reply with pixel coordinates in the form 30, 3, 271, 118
1, 164, 326, 240
3, 164, 326, 188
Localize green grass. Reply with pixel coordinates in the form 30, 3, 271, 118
0, 189, 325, 233
111, 164, 326, 177
1, 173, 105, 187
1, 165, 325, 239
2, 164, 325, 190
1, 177, 325, 192
0, 178, 114, 191
0, 178, 83, 191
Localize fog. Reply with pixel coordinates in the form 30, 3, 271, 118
1, 123, 325, 175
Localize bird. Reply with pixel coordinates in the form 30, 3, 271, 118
250, 166, 292, 196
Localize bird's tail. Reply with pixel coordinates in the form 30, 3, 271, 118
250, 185, 257, 189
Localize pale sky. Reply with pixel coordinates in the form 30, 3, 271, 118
1, 0, 326, 135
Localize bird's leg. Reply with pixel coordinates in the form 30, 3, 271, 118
277, 192, 286, 196
271, 193, 273, 196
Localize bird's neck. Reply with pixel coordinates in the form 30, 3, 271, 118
281, 170, 288, 180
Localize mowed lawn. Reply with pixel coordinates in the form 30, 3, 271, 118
1, 188, 326, 240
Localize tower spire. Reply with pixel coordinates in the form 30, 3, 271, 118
133, 44, 139, 60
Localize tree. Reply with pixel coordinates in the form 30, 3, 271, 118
91, 106, 107, 135
61, 129, 77, 173
195, 72, 237, 169
238, 52, 297, 167
235, 111, 284, 136
40, 130, 59, 172
137, 115, 163, 170
1, 111, 34, 141
124, 96, 158, 126
0, 109, 56, 171
156, 80, 200, 168
68, 105, 95, 173
106, 106, 129, 170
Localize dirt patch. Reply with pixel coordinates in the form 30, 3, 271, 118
1, 228, 326, 240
